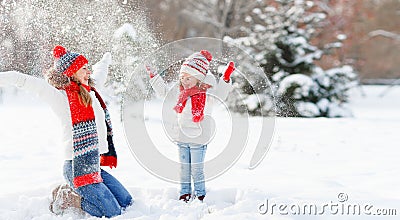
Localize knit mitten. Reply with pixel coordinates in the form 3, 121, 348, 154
100, 151, 117, 169
223, 61, 235, 83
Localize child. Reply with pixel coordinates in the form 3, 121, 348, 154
148, 50, 235, 202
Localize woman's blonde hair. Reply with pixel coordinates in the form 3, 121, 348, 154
45, 67, 95, 107
74, 79, 93, 107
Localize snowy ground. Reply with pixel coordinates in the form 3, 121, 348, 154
0, 85, 399, 220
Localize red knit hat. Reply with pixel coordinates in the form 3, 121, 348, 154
179, 50, 212, 81
53, 45, 88, 77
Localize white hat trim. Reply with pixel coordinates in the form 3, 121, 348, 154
180, 65, 206, 81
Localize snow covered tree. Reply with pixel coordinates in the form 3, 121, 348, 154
227, 0, 357, 117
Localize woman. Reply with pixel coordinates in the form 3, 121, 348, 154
0, 45, 132, 217
148, 50, 234, 202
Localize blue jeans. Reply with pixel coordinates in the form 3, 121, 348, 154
63, 160, 132, 218
177, 142, 207, 197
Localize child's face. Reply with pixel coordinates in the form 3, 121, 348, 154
180, 73, 199, 89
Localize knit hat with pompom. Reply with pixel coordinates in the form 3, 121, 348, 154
53, 45, 88, 77
179, 50, 212, 82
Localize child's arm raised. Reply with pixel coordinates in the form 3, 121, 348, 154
146, 65, 168, 98
216, 62, 235, 100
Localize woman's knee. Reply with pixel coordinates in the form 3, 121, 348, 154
120, 194, 133, 208
78, 183, 122, 218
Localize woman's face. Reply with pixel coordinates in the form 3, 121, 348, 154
74, 64, 91, 86
180, 73, 199, 89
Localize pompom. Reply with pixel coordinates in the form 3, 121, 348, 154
200, 50, 212, 62
53, 45, 67, 59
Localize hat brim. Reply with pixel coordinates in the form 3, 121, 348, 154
63, 55, 88, 77
179, 65, 206, 81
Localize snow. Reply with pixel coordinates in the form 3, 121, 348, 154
326, 102, 353, 118
316, 98, 329, 112
368, 30, 400, 41
243, 94, 261, 111
252, 8, 262, 15
114, 23, 138, 40
277, 74, 314, 98
326, 65, 355, 78
294, 101, 320, 117
337, 34, 347, 41
0, 85, 400, 219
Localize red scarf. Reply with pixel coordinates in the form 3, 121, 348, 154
64, 81, 102, 188
173, 84, 210, 122
65, 82, 94, 123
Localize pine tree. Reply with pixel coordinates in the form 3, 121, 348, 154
228, 0, 357, 117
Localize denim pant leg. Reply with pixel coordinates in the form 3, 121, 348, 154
77, 183, 121, 218
178, 143, 191, 195
63, 160, 121, 218
190, 145, 207, 197
101, 169, 133, 208
63, 160, 74, 187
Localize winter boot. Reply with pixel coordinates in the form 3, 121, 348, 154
49, 184, 82, 215
49, 185, 62, 214
197, 195, 205, 202
179, 194, 191, 203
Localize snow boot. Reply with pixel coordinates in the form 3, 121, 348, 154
197, 195, 205, 202
49, 184, 82, 215
179, 194, 191, 203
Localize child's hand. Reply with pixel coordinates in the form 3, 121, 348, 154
145, 65, 157, 79
223, 61, 235, 83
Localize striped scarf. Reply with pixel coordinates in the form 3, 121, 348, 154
64, 81, 115, 188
